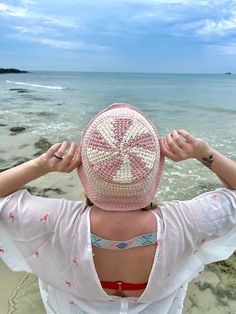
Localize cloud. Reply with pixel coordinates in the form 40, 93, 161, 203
0, 1, 103, 51
96, 0, 225, 38
197, 13, 236, 37
82, 0, 218, 5
2, 0, 236, 53
14, 25, 56, 35
0, 2, 79, 28
1, 0, 235, 39
210, 43, 236, 55
11, 29, 106, 50
0, 2, 28, 17
33, 37, 106, 50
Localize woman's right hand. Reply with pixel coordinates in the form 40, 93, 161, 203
37, 141, 82, 173
160, 130, 211, 162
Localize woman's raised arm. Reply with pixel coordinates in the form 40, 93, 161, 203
160, 130, 236, 190
0, 142, 81, 197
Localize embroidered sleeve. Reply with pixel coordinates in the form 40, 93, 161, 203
181, 188, 236, 243
0, 189, 85, 275
160, 188, 236, 268
0, 190, 61, 235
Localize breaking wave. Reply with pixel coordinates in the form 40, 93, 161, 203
6, 80, 66, 90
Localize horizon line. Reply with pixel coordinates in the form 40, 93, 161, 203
1, 68, 233, 75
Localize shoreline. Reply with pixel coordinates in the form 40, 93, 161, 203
0, 261, 26, 314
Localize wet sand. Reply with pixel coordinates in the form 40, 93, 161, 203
0, 260, 25, 314
184, 257, 236, 313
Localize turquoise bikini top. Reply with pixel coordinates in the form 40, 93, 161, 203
91, 232, 157, 250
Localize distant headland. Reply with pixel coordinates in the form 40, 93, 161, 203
0, 68, 29, 74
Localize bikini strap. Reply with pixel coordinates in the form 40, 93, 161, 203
100, 280, 147, 291
91, 232, 158, 250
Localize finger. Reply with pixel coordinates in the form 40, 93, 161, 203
55, 141, 68, 158
77, 145, 82, 167
62, 142, 77, 165
159, 137, 176, 160
66, 150, 82, 172
166, 133, 173, 147
166, 132, 182, 154
171, 130, 187, 149
177, 130, 195, 143
72, 145, 82, 166
46, 143, 62, 158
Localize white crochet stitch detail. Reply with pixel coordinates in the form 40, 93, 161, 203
130, 147, 156, 169
113, 155, 133, 183
121, 120, 149, 147
87, 148, 119, 165
96, 118, 117, 148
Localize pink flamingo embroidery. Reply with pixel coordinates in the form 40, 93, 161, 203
40, 214, 49, 222
0, 248, 4, 253
69, 300, 75, 305
9, 212, 15, 222
193, 249, 199, 255
35, 250, 39, 258
66, 281, 72, 287
72, 257, 79, 266
211, 194, 220, 199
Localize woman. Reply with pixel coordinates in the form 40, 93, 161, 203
0, 103, 236, 314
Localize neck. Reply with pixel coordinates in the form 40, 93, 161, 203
90, 206, 153, 238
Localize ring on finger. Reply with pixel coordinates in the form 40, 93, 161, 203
53, 154, 63, 160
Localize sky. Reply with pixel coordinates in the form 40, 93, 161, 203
1, 0, 236, 73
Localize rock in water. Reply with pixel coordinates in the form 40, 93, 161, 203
34, 138, 52, 156
0, 68, 28, 74
9, 126, 26, 135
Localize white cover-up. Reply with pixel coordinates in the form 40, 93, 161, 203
1, 188, 236, 314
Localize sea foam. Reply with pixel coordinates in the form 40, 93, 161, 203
6, 80, 65, 90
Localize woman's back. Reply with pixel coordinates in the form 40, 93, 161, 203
90, 206, 158, 297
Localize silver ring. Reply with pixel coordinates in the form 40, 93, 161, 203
53, 154, 63, 160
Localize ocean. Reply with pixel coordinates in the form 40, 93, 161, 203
0, 71, 236, 313
0, 71, 235, 201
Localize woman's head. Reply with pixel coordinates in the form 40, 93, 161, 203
77, 103, 164, 211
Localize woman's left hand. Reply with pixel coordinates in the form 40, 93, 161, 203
37, 141, 82, 173
160, 130, 210, 162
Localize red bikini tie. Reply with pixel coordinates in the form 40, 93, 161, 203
100, 281, 147, 291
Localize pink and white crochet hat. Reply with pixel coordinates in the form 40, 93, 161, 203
77, 103, 164, 211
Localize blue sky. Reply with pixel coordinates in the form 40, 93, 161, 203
1, 0, 236, 72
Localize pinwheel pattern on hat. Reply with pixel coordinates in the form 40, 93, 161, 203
86, 117, 156, 184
